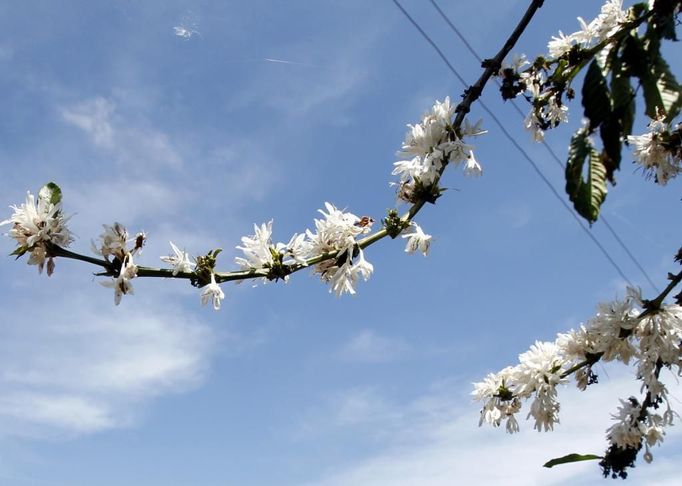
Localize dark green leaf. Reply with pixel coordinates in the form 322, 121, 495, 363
38, 182, 62, 206
544, 453, 602, 468
10, 245, 29, 259
611, 58, 635, 137
566, 129, 608, 224
599, 120, 621, 183
641, 50, 681, 121
582, 60, 611, 131
621, 35, 648, 79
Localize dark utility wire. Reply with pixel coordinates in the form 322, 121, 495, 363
390, 0, 636, 287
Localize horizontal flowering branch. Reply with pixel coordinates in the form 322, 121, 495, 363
2, 0, 547, 306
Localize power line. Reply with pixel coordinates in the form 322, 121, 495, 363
427, 0, 659, 292
391, 0, 636, 288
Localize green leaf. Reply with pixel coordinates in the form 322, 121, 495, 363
566, 129, 608, 224
582, 60, 612, 131
641, 50, 681, 121
544, 453, 602, 468
599, 121, 621, 183
38, 182, 62, 206
611, 58, 635, 137
10, 245, 29, 259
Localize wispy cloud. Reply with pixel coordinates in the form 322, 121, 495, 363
61, 96, 183, 169
0, 294, 214, 438
301, 371, 682, 485
338, 329, 410, 363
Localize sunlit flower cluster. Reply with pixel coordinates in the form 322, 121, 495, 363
305, 203, 374, 296
0, 185, 74, 275
392, 97, 485, 201
92, 222, 146, 262
547, 0, 627, 58
473, 341, 566, 433
503, 0, 631, 141
235, 220, 307, 284
628, 118, 681, 185
474, 286, 682, 471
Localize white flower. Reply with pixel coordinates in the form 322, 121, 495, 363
93, 222, 129, 261
524, 110, 545, 142
304, 203, 374, 295
1, 187, 74, 274
160, 241, 195, 276
201, 273, 225, 310
473, 367, 523, 433
461, 118, 487, 138
327, 248, 374, 296
544, 95, 569, 126
464, 151, 483, 177
628, 119, 680, 185
235, 221, 309, 283
401, 222, 432, 256
235, 220, 276, 272
547, 31, 575, 58
100, 253, 138, 305
606, 398, 645, 450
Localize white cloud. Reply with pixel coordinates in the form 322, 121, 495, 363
61, 96, 183, 169
61, 97, 115, 148
0, 294, 214, 438
302, 370, 682, 485
339, 329, 410, 363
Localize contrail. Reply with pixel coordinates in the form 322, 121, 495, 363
263, 58, 309, 66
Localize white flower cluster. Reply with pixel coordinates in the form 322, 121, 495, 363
628, 118, 681, 185
233, 203, 373, 296
92, 222, 146, 305
392, 97, 485, 200
473, 341, 566, 433
502, 57, 569, 142
305, 203, 374, 296
235, 220, 307, 284
0, 187, 74, 275
606, 396, 672, 464
474, 287, 682, 465
547, 0, 627, 59
506, 0, 629, 142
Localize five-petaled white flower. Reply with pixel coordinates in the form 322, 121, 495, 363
100, 253, 138, 305
160, 241, 196, 276
201, 273, 225, 310
401, 222, 432, 256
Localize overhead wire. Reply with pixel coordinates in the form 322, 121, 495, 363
390, 0, 636, 288
427, 0, 659, 292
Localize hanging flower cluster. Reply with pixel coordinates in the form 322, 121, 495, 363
473, 284, 682, 478
499, 0, 629, 142
628, 117, 682, 185
392, 97, 485, 203
0, 183, 74, 276
546, 0, 627, 59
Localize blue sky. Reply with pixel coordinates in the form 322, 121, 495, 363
0, 1, 681, 484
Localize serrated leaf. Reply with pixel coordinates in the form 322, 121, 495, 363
38, 182, 62, 206
641, 51, 681, 121
566, 129, 608, 224
611, 59, 635, 137
543, 453, 602, 468
582, 60, 612, 131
